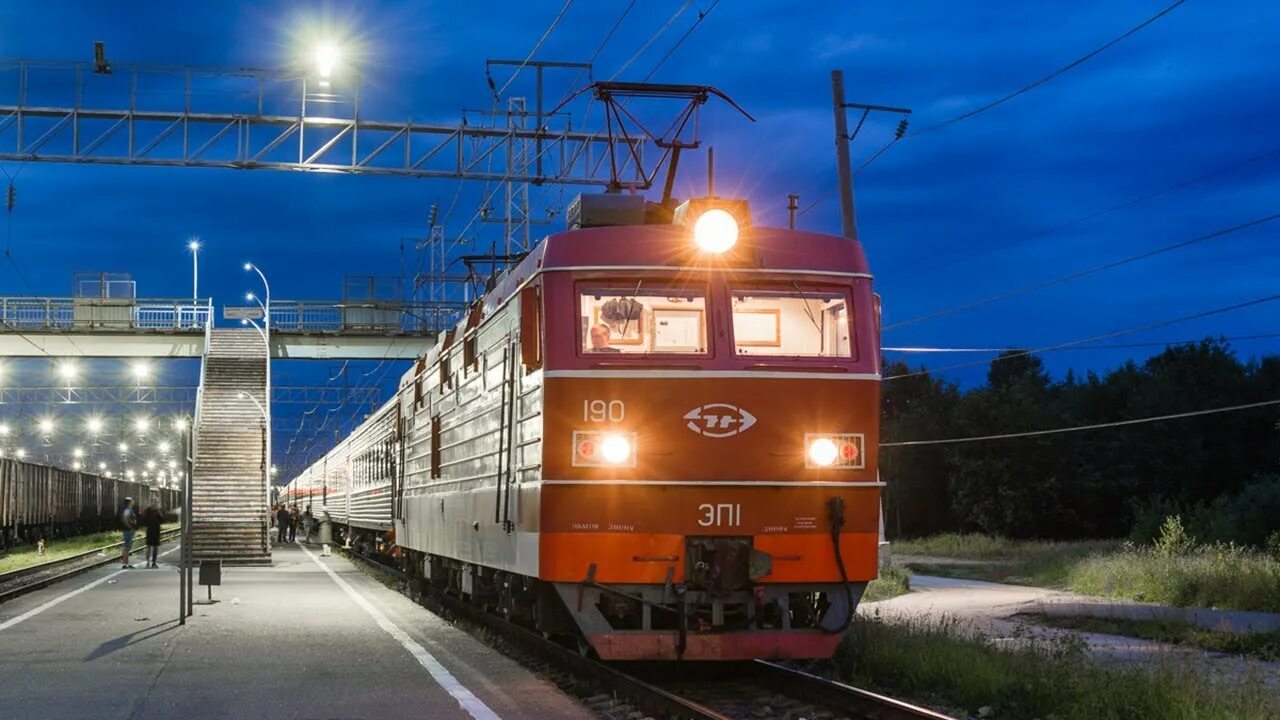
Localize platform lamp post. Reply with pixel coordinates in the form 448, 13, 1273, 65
244, 262, 272, 556
187, 239, 201, 328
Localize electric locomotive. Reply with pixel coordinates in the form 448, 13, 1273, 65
284, 192, 881, 661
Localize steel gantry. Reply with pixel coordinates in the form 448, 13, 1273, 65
0, 58, 646, 185
0, 385, 382, 406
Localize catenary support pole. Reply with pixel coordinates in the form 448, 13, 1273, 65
831, 70, 858, 241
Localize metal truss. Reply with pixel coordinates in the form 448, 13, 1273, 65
0, 59, 646, 185
0, 385, 381, 405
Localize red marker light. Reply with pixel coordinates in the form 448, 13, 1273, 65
578, 440, 595, 457
840, 442, 858, 461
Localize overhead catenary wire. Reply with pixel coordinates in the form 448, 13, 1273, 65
884, 292, 1280, 381
802, 0, 1191, 216
881, 398, 1280, 447
884, 332, 1280, 354
641, 0, 722, 82
609, 0, 693, 81
910, 0, 1190, 137
891, 144, 1280, 282
884, 209, 1280, 331
493, 0, 576, 99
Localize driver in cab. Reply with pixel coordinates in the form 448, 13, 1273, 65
589, 323, 621, 352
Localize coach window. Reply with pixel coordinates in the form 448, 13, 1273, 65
730, 286, 852, 358
578, 283, 708, 355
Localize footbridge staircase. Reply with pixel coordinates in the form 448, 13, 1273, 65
190, 329, 271, 565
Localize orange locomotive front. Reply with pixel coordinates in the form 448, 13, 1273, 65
529, 198, 882, 660
290, 193, 884, 662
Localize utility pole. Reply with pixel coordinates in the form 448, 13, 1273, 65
830, 70, 911, 242
831, 70, 858, 241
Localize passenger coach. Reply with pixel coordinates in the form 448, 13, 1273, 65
285, 193, 882, 661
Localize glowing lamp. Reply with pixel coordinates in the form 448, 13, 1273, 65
807, 437, 838, 467
600, 435, 632, 464
693, 208, 739, 253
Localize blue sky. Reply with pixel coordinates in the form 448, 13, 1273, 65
0, 1, 1277, 471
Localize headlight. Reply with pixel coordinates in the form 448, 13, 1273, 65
600, 435, 632, 464
573, 431, 637, 468
693, 208, 739, 253
805, 433, 866, 469
807, 437, 838, 467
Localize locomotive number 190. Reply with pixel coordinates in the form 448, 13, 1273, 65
583, 399, 625, 423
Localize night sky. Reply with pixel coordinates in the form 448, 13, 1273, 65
0, 1, 1277, 474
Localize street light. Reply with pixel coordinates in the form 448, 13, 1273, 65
244, 262, 273, 534
315, 43, 341, 79
188, 238, 201, 304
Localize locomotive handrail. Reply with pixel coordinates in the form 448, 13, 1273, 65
588, 362, 703, 370
747, 363, 848, 372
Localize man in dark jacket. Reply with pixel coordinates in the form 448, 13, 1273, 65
275, 505, 290, 543
142, 503, 164, 568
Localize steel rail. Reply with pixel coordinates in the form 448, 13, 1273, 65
751, 660, 957, 720
342, 549, 953, 720
0, 528, 180, 604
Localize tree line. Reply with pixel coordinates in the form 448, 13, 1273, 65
881, 339, 1280, 544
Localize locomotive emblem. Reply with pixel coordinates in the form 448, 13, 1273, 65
683, 403, 757, 438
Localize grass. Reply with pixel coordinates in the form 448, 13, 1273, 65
893, 533, 1119, 587
895, 533, 1280, 613
1067, 543, 1280, 613
825, 615, 1277, 720
0, 524, 179, 575
862, 563, 911, 602
1020, 612, 1280, 662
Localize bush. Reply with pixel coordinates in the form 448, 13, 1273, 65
863, 563, 911, 602
1068, 542, 1280, 612
1198, 474, 1280, 548
1154, 515, 1195, 556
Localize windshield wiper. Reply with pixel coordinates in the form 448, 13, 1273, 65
620, 279, 643, 338
790, 280, 824, 336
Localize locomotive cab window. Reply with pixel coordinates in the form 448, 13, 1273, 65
731, 286, 852, 358
579, 283, 708, 355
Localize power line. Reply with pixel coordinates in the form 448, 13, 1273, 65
884, 333, 1280, 354
610, 0, 693, 81
801, 0, 1191, 217
884, 209, 1280, 331
641, 0, 722, 82
798, 137, 901, 217
911, 0, 1190, 137
881, 398, 1280, 447
890, 144, 1280, 282
494, 0, 576, 99
884, 292, 1280, 381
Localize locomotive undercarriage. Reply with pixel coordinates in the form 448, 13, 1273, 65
379, 536, 866, 661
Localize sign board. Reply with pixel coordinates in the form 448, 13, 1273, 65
223, 306, 264, 320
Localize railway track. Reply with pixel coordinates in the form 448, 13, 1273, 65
343, 549, 956, 720
0, 529, 181, 604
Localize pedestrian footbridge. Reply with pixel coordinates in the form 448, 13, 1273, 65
0, 296, 452, 359
1, 295, 450, 562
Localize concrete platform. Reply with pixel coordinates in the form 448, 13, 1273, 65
0, 540, 595, 720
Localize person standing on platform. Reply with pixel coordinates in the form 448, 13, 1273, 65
302, 506, 314, 543
288, 505, 300, 543
142, 503, 163, 568
275, 505, 290, 544
119, 497, 138, 569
